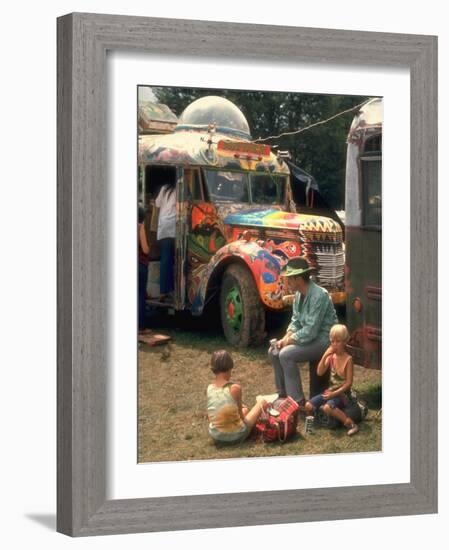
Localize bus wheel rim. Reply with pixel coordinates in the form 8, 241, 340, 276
225, 287, 243, 332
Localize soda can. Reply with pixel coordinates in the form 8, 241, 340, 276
269, 338, 279, 356
305, 415, 315, 434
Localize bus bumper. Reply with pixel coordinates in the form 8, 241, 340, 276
330, 291, 346, 305
282, 290, 346, 307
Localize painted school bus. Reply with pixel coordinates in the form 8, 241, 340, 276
139, 96, 345, 346
344, 98, 382, 368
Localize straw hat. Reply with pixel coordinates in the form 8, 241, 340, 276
281, 256, 316, 278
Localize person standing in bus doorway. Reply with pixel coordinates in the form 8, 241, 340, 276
155, 180, 177, 301
269, 256, 338, 406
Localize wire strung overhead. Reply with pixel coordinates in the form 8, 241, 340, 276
252, 99, 371, 143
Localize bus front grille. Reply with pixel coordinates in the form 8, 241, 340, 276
301, 237, 345, 289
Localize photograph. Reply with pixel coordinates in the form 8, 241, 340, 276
137, 85, 382, 463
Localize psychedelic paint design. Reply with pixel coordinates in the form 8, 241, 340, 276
139, 131, 289, 174
186, 203, 344, 315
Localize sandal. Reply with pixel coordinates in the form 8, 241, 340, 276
347, 423, 359, 436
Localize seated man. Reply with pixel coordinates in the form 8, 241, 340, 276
269, 256, 338, 405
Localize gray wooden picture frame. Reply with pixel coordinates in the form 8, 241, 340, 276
57, 12, 438, 537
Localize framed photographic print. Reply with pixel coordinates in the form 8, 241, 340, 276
136, 85, 380, 464
57, 13, 437, 536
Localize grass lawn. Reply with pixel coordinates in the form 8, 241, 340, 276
138, 320, 382, 463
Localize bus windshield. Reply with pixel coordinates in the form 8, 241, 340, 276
204, 170, 285, 205
204, 171, 249, 202
250, 174, 285, 204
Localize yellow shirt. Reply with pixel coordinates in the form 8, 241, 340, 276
207, 383, 248, 443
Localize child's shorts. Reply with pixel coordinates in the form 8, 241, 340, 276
209, 421, 251, 444
309, 393, 347, 411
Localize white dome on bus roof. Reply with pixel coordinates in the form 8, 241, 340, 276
175, 95, 251, 139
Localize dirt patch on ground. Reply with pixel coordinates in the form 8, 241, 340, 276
138, 320, 382, 463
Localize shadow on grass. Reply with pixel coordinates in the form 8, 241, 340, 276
143, 306, 291, 359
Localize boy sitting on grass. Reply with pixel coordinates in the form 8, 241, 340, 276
304, 324, 359, 436
207, 350, 266, 444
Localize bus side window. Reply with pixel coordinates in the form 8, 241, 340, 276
361, 134, 382, 228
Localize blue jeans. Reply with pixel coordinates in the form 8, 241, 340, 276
309, 393, 347, 410
269, 340, 328, 402
159, 238, 175, 294
138, 262, 148, 330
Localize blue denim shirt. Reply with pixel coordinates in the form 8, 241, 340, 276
287, 281, 338, 346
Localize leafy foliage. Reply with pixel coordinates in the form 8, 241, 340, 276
152, 86, 370, 209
